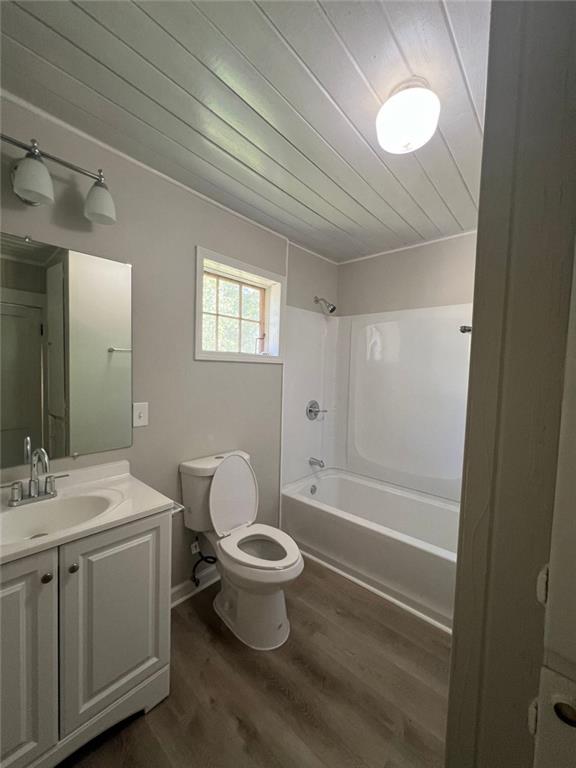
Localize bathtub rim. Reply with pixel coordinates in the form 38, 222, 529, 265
281, 468, 458, 561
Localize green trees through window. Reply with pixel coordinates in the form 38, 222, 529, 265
202, 272, 265, 355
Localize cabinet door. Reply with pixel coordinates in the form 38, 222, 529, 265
59, 513, 170, 736
0, 550, 58, 768
533, 667, 576, 767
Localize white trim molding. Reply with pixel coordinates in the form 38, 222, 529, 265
171, 566, 220, 609
0, 286, 46, 308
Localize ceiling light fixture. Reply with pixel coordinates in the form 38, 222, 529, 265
2, 134, 117, 224
376, 82, 441, 155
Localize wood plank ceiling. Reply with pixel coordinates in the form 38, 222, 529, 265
0, 1, 490, 261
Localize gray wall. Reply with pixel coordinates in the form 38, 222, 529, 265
338, 232, 476, 315
0, 98, 351, 587
287, 243, 338, 314
1, 98, 291, 587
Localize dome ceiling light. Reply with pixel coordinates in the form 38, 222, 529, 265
376, 82, 441, 155
2, 133, 117, 224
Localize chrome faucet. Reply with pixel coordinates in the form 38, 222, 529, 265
30, 447, 50, 498
309, 457, 325, 469
0, 438, 68, 508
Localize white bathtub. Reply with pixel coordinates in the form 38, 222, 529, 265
281, 469, 458, 630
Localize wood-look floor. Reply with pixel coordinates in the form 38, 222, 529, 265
61, 558, 451, 768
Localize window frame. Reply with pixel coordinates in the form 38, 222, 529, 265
195, 247, 285, 364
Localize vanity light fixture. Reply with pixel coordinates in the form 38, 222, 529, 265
2, 133, 117, 224
84, 170, 116, 225
376, 81, 441, 154
12, 139, 54, 206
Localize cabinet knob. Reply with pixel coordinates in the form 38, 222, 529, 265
554, 701, 576, 727
68, 563, 80, 574
40, 572, 53, 584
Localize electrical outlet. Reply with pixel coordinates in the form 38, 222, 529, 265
191, 540, 200, 555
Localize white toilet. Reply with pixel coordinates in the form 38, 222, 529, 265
179, 451, 304, 650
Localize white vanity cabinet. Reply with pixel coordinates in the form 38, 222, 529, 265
59, 514, 170, 736
0, 509, 171, 768
0, 550, 58, 768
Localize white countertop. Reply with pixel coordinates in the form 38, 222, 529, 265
0, 461, 174, 564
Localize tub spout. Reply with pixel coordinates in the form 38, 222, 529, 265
309, 457, 325, 469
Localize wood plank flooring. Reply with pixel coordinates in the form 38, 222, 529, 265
60, 558, 450, 768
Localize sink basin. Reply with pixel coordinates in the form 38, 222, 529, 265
0, 493, 119, 545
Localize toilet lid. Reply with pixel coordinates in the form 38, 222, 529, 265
209, 454, 258, 536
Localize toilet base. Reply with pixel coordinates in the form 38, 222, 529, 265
213, 577, 291, 651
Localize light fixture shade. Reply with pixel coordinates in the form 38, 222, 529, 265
13, 155, 54, 205
376, 86, 441, 154
84, 180, 116, 225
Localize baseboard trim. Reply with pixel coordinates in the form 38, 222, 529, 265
171, 566, 220, 608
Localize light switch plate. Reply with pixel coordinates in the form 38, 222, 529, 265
133, 402, 149, 427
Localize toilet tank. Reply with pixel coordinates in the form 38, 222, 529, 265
179, 450, 251, 532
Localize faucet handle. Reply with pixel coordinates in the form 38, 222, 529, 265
44, 474, 69, 495
1, 481, 23, 504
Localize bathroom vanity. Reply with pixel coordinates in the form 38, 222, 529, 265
0, 461, 173, 768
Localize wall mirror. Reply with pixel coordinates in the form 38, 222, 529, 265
0, 232, 132, 469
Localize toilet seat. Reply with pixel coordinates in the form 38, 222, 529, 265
218, 524, 301, 570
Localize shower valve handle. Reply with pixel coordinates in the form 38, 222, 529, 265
306, 400, 328, 420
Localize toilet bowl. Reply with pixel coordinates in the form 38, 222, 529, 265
180, 451, 304, 650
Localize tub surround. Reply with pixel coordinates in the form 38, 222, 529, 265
282, 302, 472, 498
282, 305, 339, 484
344, 304, 472, 500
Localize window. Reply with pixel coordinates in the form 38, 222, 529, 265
202, 273, 265, 355
195, 247, 284, 363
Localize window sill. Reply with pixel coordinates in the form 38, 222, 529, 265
195, 351, 284, 365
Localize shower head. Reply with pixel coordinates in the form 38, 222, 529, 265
314, 296, 337, 315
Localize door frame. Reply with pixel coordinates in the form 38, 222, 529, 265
445, 3, 576, 767
0, 294, 46, 464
